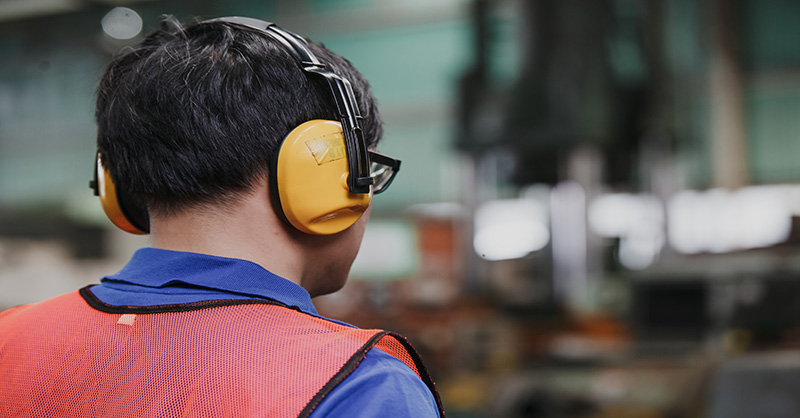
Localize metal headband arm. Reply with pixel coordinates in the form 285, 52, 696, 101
304, 68, 373, 193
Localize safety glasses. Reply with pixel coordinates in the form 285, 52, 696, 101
368, 151, 401, 194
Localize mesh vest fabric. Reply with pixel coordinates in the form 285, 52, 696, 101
0, 288, 444, 418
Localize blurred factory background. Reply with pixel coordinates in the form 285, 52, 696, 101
3, 0, 800, 416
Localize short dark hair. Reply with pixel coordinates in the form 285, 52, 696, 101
95, 15, 382, 216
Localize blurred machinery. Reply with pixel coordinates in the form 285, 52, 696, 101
441, 0, 800, 416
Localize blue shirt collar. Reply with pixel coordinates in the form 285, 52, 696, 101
100, 247, 318, 315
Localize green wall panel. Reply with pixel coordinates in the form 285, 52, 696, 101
742, 0, 800, 69
318, 20, 471, 104
747, 81, 800, 183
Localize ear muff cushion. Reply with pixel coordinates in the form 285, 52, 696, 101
96, 155, 149, 235
271, 120, 371, 235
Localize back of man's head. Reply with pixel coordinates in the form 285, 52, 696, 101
95, 16, 382, 217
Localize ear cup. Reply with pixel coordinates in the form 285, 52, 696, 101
95, 154, 150, 235
271, 120, 371, 235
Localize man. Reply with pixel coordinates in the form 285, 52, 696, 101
0, 16, 444, 417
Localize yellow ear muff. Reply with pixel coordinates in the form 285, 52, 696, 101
273, 120, 371, 235
95, 155, 148, 235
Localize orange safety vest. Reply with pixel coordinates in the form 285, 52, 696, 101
0, 288, 444, 417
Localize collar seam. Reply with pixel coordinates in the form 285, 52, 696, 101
79, 285, 302, 315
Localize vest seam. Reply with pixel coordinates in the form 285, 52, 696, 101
297, 331, 390, 418
297, 331, 446, 418
381, 331, 447, 418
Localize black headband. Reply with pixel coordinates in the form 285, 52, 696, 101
202, 17, 374, 194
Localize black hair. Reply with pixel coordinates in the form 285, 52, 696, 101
95, 15, 383, 216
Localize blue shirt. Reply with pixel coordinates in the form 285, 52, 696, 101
88, 248, 440, 418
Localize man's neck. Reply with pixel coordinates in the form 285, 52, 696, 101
148, 189, 306, 288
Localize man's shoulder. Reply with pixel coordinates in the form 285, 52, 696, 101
311, 347, 442, 418
354, 345, 424, 379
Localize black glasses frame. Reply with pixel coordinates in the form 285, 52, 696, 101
368, 151, 401, 194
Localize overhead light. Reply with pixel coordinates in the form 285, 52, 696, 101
474, 198, 550, 261
588, 192, 665, 269
588, 193, 663, 238
101, 7, 143, 40
668, 186, 791, 254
